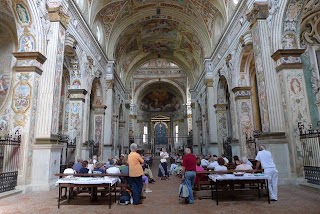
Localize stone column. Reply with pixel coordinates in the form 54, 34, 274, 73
191, 102, 199, 155
271, 49, 310, 179
103, 78, 114, 160
35, 6, 69, 141
247, 3, 284, 133
92, 104, 106, 161
30, 6, 69, 191
214, 104, 228, 155
232, 87, 255, 158
12, 52, 46, 190
68, 89, 87, 160
205, 74, 218, 154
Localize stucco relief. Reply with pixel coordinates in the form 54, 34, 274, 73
51, 26, 65, 134
252, 26, 270, 132
217, 113, 228, 142
94, 115, 102, 156
19, 34, 35, 52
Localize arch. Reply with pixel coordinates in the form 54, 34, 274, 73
133, 79, 187, 105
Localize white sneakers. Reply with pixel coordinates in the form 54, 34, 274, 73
145, 189, 152, 193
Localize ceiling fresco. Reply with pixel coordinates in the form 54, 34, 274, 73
91, 0, 227, 85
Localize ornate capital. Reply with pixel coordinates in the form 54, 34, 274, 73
271, 49, 306, 72
47, 6, 70, 28
246, 3, 269, 26
68, 89, 88, 102
204, 73, 214, 87
92, 104, 107, 114
301, 11, 320, 47
232, 86, 252, 100
214, 103, 227, 112
13, 52, 47, 75
239, 31, 253, 49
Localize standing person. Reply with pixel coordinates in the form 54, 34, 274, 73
158, 147, 169, 180
181, 147, 196, 204
255, 145, 278, 201
128, 143, 144, 205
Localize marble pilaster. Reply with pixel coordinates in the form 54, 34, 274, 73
205, 75, 217, 144
68, 89, 87, 160
92, 104, 106, 161
103, 77, 114, 160
12, 52, 46, 189
271, 49, 310, 178
191, 102, 199, 154
232, 86, 255, 158
35, 6, 69, 141
214, 103, 228, 155
247, 2, 284, 133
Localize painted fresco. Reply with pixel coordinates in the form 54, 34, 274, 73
15, 3, 31, 25
0, 27, 14, 112
141, 19, 178, 40
140, 90, 180, 112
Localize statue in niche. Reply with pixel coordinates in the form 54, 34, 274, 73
16, 4, 29, 24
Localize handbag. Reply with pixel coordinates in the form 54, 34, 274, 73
179, 182, 189, 198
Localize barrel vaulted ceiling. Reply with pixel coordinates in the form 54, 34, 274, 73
79, 0, 232, 86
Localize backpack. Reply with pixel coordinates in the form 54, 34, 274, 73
119, 190, 131, 205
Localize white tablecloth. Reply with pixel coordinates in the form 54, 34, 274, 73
208, 173, 269, 182
56, 177, 118, 185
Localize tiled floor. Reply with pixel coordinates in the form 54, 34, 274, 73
1, 161, 320, 214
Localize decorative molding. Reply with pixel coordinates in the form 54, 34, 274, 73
68, 89, 87, 102
271, 49, 305, 71
13, 52, 47, 64
246, 3, 269, 27
214, 103, 227, 112
232, 86, 252, 99
47, 6, 70, 28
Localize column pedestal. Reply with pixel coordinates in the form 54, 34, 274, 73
30, 144, 63, 191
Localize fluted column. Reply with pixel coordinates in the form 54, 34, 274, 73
247, 3, 284, 133
232, 87, 255, 158
272, 49, 311, 178
35, 6, 69, 142
191, 102, 199, 154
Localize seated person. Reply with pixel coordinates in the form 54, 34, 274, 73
64, 162, 76, 174
79, 160, 89, 173
144, 163, 155, 183
169, 159, 178, 175
235, 157, 253, 171
72, 158, 82, 173
222, 154, 229, 165
106, 159, 120, 174
200, 155, 209, 168
93, 162, 105, 173
207, 157, 219, 169
142, 175, 152, 193
214, 157, 228, 171
233, 155, 241, 166
173, 163, 183, 177
195, 158, 205, 185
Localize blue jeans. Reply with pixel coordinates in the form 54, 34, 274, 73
184, 171, 196, 204
129, 176, 143, 205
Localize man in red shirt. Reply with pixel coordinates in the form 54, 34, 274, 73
181, 147, 196, 204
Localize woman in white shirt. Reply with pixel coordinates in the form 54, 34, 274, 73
63, 162, 76, 174
158, 148, 169, 179
214, 157, 228, 171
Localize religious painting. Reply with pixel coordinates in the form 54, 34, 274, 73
140, 90, 180, 112
15, 3, 31, 25
12, 81, 32, 113
141, 19, 178, 40
19, 35, 35, 52
290, 78, 302, 95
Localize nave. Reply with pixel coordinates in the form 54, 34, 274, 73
0, 157, 319, 214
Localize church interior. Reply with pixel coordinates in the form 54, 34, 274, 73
0, 1, 320, 210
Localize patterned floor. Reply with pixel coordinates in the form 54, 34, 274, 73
1, 162, 320, 214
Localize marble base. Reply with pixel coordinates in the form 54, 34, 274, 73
81, 146, 90, 161
207, 144, 219, 156
30, 144, 63, 191
102, 145, 112, 162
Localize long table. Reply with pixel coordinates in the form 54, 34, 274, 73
208, 173, 270, 205
56, 176, 118, 209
